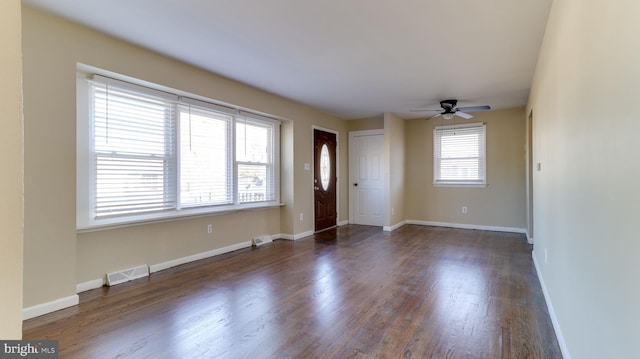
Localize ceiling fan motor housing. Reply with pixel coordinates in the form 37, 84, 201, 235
440, 99, 458, 113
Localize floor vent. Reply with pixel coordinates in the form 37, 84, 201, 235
106, 265, 149, 286
252, 235, 273, 247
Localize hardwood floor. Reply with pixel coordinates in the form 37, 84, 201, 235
23, 225, 562, 358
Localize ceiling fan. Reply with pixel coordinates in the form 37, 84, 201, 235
412, 99, 491, 120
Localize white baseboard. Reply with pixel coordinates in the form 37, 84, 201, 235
279, 230, 314, 241
23, 295, 79, 320
293, 231, 313, 241
527, 233, 534, 244
406, 220, 526, 234
149, 241, 252, 273
76, 278, 105, 293
532, 251, 571, 359
293, 230, 314, 240
280, 221, 350, 240
383, 221, 406, 232
269, 234, 281, 241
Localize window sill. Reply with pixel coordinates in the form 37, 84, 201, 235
433, 183, 488, 188
77, 202, 284, 234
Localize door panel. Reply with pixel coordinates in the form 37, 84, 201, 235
314, 129, 337, 231
352, 134, 384, 226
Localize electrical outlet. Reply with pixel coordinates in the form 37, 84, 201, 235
207, 224, 212, 234
462, 206, 468, 214
391, 208, 395, 216
299, 213, 304, 221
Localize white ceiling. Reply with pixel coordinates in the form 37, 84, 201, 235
23, 0, 552, 119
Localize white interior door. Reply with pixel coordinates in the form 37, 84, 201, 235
350, 132, 384, 226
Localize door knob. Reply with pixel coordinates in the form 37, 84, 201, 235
314, 186, 320, 190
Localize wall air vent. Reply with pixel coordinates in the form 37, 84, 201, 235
252, 235, 273, 247
106, 265, 149, 286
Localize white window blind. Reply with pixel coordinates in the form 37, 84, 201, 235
78, 70, 281, 230
179, 104, 233, 207
433, 123, 486, 186
236, 113, 278, 203
91, 80, 177, 217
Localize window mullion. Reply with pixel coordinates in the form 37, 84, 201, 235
87, 83, 98, 221
174, 103, 182, 210
165, 102, 177, 211
232, 114, 239, 205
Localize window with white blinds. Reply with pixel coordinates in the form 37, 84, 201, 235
91, 80, 177, 217
77, 71, 280, 230
178, 104, 233, 207
236, 113, 278, 204
433, 123, 486, 186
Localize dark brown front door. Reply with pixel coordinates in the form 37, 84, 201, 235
314, 129, 337, 232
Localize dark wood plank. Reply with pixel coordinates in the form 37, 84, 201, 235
23, 225, 563, 358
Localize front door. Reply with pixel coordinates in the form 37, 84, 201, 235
314, 129, 337, 232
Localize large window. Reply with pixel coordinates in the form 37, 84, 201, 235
433, 123, 486, 186
77, 72, 280, 230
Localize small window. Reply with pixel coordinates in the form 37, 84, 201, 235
433, 123, 486, 186
236, 115, 278, 203
319, 144, 330, 190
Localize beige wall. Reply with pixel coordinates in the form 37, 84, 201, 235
383, 113, 405, 228
22, 8, 77, 309
279, 120, 295, 235
347, 116, 384, 132
527, 0, 640, 357
22, 6, 348, 306
404, 108, 526, 229
78, 209, 281, 281
0, 0, 24, 339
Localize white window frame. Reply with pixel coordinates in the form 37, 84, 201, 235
235, 112, 280, 205
76, 66, 281, 231
433, 122, 487, 187
177, 99, 236, 209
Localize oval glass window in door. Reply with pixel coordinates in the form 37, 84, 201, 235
320, 144, 330, 190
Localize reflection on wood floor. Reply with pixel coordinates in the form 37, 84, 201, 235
23, 225, 563, 358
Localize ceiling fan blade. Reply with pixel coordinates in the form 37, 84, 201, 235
410, 109, 444, 112
456, 105, 491, 112
455, 111, 473, 119
428, 113, 442, 120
